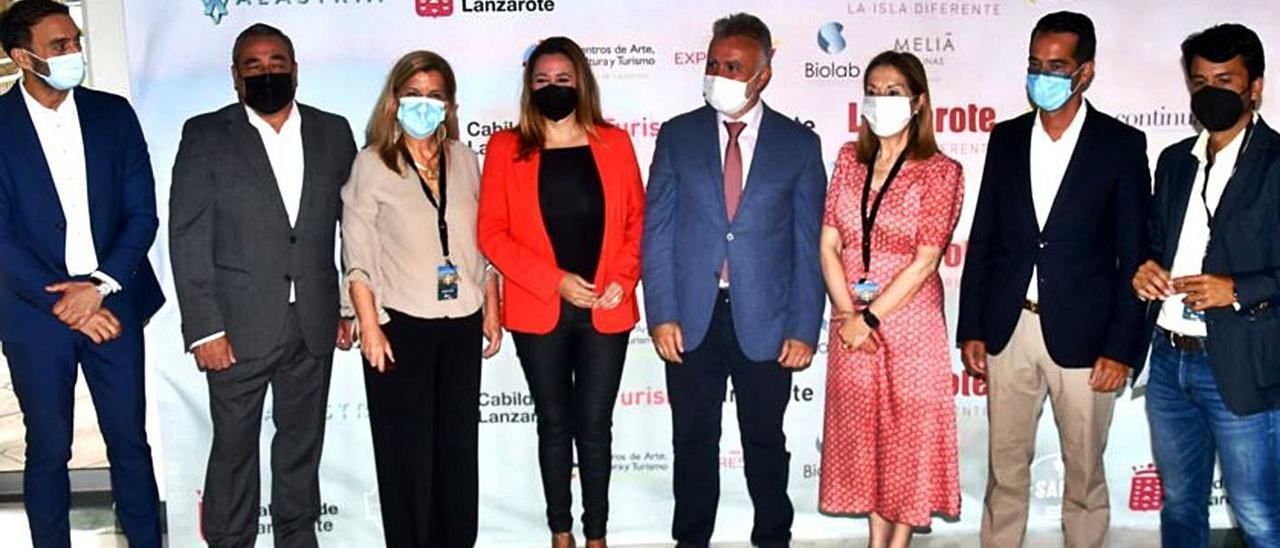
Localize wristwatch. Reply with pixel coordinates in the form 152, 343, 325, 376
861, 308, 881, 330
90, 277, 112, 297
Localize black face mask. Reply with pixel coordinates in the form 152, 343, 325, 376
1191, 85, 1249, 132
242, 72, 296, 115
532, 84, 578, 122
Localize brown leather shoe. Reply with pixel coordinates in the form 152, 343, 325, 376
552, 532, 576, 548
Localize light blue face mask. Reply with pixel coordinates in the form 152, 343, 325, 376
397, 96, 447, 140
26, 50, 86, 91
1026, 66, 1082, 112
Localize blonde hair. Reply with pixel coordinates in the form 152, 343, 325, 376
366, 50, 460, 174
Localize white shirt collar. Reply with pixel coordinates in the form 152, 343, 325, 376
717, 98, 764, 133
1033, 101, 1088, 142
244, 101, 301, 135
19, 78, 77, 119
1191, 111, 1259, 165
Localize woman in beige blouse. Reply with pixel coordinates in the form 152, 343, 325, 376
340, 50, 501, 547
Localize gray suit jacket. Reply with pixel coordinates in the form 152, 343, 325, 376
170, 102, 356, 360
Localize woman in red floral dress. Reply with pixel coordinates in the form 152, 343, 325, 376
818, 51, 964, 546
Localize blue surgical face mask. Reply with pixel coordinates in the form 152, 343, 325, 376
1026, 66, 1082, 112
26, 50, 86, 91
397, 96, 447, 140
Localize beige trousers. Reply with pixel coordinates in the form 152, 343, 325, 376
980, 309, 1117, 548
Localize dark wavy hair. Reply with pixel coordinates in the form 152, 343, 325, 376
1182, 23, 1265, 82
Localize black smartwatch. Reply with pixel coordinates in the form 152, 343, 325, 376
861, 308, 881, 330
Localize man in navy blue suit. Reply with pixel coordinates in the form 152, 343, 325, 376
1132, 24, 1280, 547
957, 11, 1149, 548
642, 13, 827, 548
0, 1, 164, 547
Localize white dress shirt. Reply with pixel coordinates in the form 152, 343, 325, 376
21, 82, 120, 292
1026, 105, 1089, 301
1157, 114, 1256, 337
716, 100, 764, 288
191, 103, 305, 350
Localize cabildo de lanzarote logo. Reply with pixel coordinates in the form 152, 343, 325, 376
417, 0, 557, 17
1129, 463, 1164, 512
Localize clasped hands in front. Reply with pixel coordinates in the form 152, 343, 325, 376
830, 309, 882, 353
558, 273, 624, 310
1132, 259, 1236, 311
46, 280, 121, 344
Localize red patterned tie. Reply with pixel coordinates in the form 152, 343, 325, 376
721, 121, 746, 283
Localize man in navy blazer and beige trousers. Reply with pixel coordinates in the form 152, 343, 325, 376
0, 2, 164, 547
643, 13, 827, 548
958, 12, 1150, 548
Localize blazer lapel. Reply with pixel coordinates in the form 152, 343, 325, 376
1040, 105, 1095, 236
295, 106, 319, 235
1163, 150, 1198, 264
518, 146, 557, 259
588, 132, 617, 284
226, 106, 291, 229
736, 104, 772, 223
5, 88, 67, 266
1214, 119, 1273, 230
74, 91, 110, 255
699, 106, 727, 218
1012, 115, 1039, 237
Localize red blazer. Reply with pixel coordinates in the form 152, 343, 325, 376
478, 125, 644, 335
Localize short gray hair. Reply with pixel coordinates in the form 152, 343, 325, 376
711, 13, 773, 66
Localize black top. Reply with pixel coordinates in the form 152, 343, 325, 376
538, 145, 605, 281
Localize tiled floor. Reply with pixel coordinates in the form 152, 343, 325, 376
0, 500, 1178, 548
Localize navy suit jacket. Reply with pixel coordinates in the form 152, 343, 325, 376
0, 85, 163, 342
958, 104, 1150, 370
1144, 118, 1280, 415
642, 104, 827, 362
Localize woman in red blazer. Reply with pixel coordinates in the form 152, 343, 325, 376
477, 36, 643, 548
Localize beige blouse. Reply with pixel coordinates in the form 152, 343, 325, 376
341, 141, 486, 323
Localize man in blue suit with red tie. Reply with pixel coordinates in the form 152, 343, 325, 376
0, 2, 164, 547
642, 13, 827, 547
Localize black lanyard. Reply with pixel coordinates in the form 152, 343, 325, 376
1201, 120, 1254, 226
402, 146, 450, 260
859, 146, 909, 279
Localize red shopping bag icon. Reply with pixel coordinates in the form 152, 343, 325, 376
417, 0, 454, 17
1129, 464, 1164, 511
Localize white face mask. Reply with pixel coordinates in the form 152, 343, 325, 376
703, 74, 754, 117
861, 95, 915, 137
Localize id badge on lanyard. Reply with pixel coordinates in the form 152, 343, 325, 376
405, 146, 458, 301
853, 146, 908, 310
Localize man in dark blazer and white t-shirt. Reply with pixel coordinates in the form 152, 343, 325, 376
1132, 24, 1280, 547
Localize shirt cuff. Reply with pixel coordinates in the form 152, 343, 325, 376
190, 331, 226, 350
90, 271, 122, 294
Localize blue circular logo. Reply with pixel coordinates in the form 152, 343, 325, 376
818, 22, 847, 55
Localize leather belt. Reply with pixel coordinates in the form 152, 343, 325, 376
1159, 327, 1205, 353
1022, 299, 1040, 314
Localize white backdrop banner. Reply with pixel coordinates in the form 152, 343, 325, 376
122, 1, 1279, 545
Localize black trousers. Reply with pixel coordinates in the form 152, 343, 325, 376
512, 301, 629, 539
365, 309, 483, 548
666, 290, 794, 547
203, 306, 333, 548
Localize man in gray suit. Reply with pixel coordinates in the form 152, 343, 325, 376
169, 23, 356, 548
